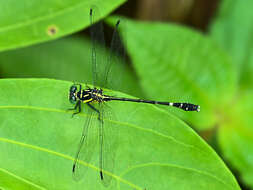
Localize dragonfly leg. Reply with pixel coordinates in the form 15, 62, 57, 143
87, 103, 101, 121
68, 100, 81, 117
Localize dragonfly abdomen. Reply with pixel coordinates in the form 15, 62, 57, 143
107, 97, 200, 112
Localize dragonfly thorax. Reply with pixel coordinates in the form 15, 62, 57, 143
89, 88, 105, 102
69, 85, 107, 104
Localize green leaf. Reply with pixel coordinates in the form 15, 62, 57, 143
0, 35, 141, 97
209, 1, 253, 187
210, 0, 253, 86
0, 79, 240, 189
0, 0, 126, 52
218, 90, 253, 188
111, 17, 237, 129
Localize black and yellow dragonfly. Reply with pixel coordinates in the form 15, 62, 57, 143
69, 6, 200, 187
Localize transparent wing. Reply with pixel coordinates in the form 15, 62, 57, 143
102, 18, 126, 90
98, 103, 119, 187
89, 5, 106, 87
90, 6, 126, 90
72, 106, 98, 181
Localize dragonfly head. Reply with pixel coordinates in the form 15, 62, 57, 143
69, 85, 77, 104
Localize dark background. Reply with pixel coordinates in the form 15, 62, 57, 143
115, 0, 219, 32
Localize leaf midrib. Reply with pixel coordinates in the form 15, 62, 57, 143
0, 136, 237, 190
0, 137, 143, 190
0, 105, 205, 154
0, 105, 234, 189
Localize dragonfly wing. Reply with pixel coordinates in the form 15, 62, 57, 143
98, 103, 118, 187
89, 6, 126, 91
90, 5, 106, 87
72, 106, 98, 181
102, 17, 126, 91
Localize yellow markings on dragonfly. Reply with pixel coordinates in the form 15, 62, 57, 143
83, 94, 89, 97
95, 93, 107, 98
82, 98, 93, 103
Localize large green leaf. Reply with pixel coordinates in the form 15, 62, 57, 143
110, 17, 237, 129
210, 0, 253, 86
0, 0, 126, 52
0, 79, 240, 189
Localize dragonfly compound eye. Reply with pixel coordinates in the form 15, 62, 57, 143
69, 85, 77, 104
69, 94, 77, 104
70, 85, 77, 92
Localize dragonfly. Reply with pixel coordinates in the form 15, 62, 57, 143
69, 6, 200, 187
